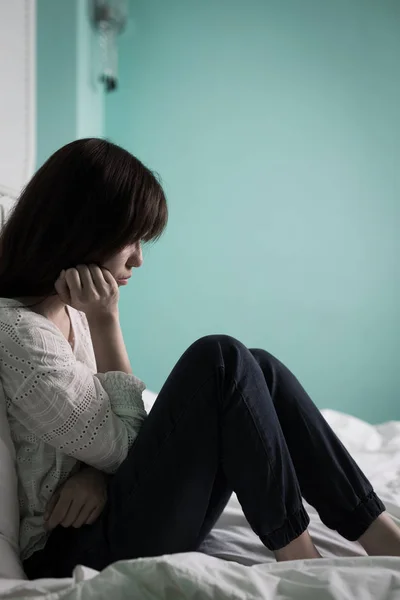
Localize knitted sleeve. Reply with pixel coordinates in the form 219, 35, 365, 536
1, 319, 147, 474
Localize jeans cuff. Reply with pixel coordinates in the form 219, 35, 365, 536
259, 505, 310, 551
335, 491, 386, 541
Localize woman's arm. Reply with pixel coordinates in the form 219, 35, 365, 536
56, 265, 132, 375
3, 264, 146, 473
87, 313, 132, 375
3, 315, 145, 473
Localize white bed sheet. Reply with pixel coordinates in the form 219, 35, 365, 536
201, 409, 400, 565
1, 405, 399, 599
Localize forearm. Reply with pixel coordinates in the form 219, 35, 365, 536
87, 313, 132, 374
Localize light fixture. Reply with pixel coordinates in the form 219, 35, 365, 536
92, 0, 128, 92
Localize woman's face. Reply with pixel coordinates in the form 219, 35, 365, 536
102, 242, 143, 287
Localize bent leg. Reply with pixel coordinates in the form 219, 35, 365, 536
25, 335, 316, 577
249, 348, 385, 541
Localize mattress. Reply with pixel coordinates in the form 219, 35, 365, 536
1, 407, 399, 599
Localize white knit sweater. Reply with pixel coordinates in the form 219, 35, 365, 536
0, 298, 147, 561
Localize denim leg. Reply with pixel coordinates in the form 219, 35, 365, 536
249, 348, 385, 540
24, 335, 311, 578
105, 335, 310, 555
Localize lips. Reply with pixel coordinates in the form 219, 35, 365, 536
117, 276, 131, 286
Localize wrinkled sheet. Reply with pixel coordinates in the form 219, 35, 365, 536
2, 555, 400, 600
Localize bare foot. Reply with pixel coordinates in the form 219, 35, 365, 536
274, 530, 322, 562
358, 513, 400, 557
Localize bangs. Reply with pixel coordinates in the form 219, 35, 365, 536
114, 167, 168, 249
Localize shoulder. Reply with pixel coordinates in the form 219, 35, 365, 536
0, 298, 71, 362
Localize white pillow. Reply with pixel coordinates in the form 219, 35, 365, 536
0, 386, 25, 578
142, 389, 158, 413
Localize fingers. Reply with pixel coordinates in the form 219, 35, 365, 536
62, 265, 111, 295
55, 263, 119, 316
75, 265, 95, 290
63, 266, 97, 307
46, 494, 72, 531
88, 264, 109, 290
72, 502, 98, 528
44, 492, 59, 523
54, 270, 71, 305
65, 268, 82, 293
85, 502, 106, 526
101, 267, 118, 289
46, 493, 98, 530
61, 497, 86, 528
45, 470, 108, 531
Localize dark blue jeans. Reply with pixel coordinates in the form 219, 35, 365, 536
24, 335, 385, 578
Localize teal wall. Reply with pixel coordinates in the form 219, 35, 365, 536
36, 0, 400, 423
36, 0, 103, 167
105, 0, 400, 423
76, 0, 104, 139
36, 0, 77, 167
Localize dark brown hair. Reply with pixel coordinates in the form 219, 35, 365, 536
0, 138, 168, 298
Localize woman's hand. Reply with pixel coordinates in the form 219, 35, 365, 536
44, 467, 108, 530
56, 264, 132, 374
55, 265, 119, 320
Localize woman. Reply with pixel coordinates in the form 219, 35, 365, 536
0, 139, 399, 579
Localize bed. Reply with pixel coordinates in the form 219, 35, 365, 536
0, 389, 400, 600
1, 4, 400, 596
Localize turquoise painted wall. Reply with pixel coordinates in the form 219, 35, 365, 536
36, 0, 77, 167
76, 0, 104, 139
106, 0, 400, 423
36, 0, 103, 167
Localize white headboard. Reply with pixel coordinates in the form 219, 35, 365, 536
0, 0, 36, 222
0, 189, 17, 230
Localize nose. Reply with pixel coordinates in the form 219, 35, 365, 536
129, 242, 143, 268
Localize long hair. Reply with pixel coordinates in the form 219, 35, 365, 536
0, 138, 168, 298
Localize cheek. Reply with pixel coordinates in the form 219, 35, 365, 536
101, 254, 125, 275
101, 258, 118, 274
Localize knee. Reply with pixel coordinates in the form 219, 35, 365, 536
249, 347, 274, 362
195, 334, 240, 347
186, 334, 248, 365
249, 348, 282, 372
188, 338, 280, 369
184, 335, 259, 389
